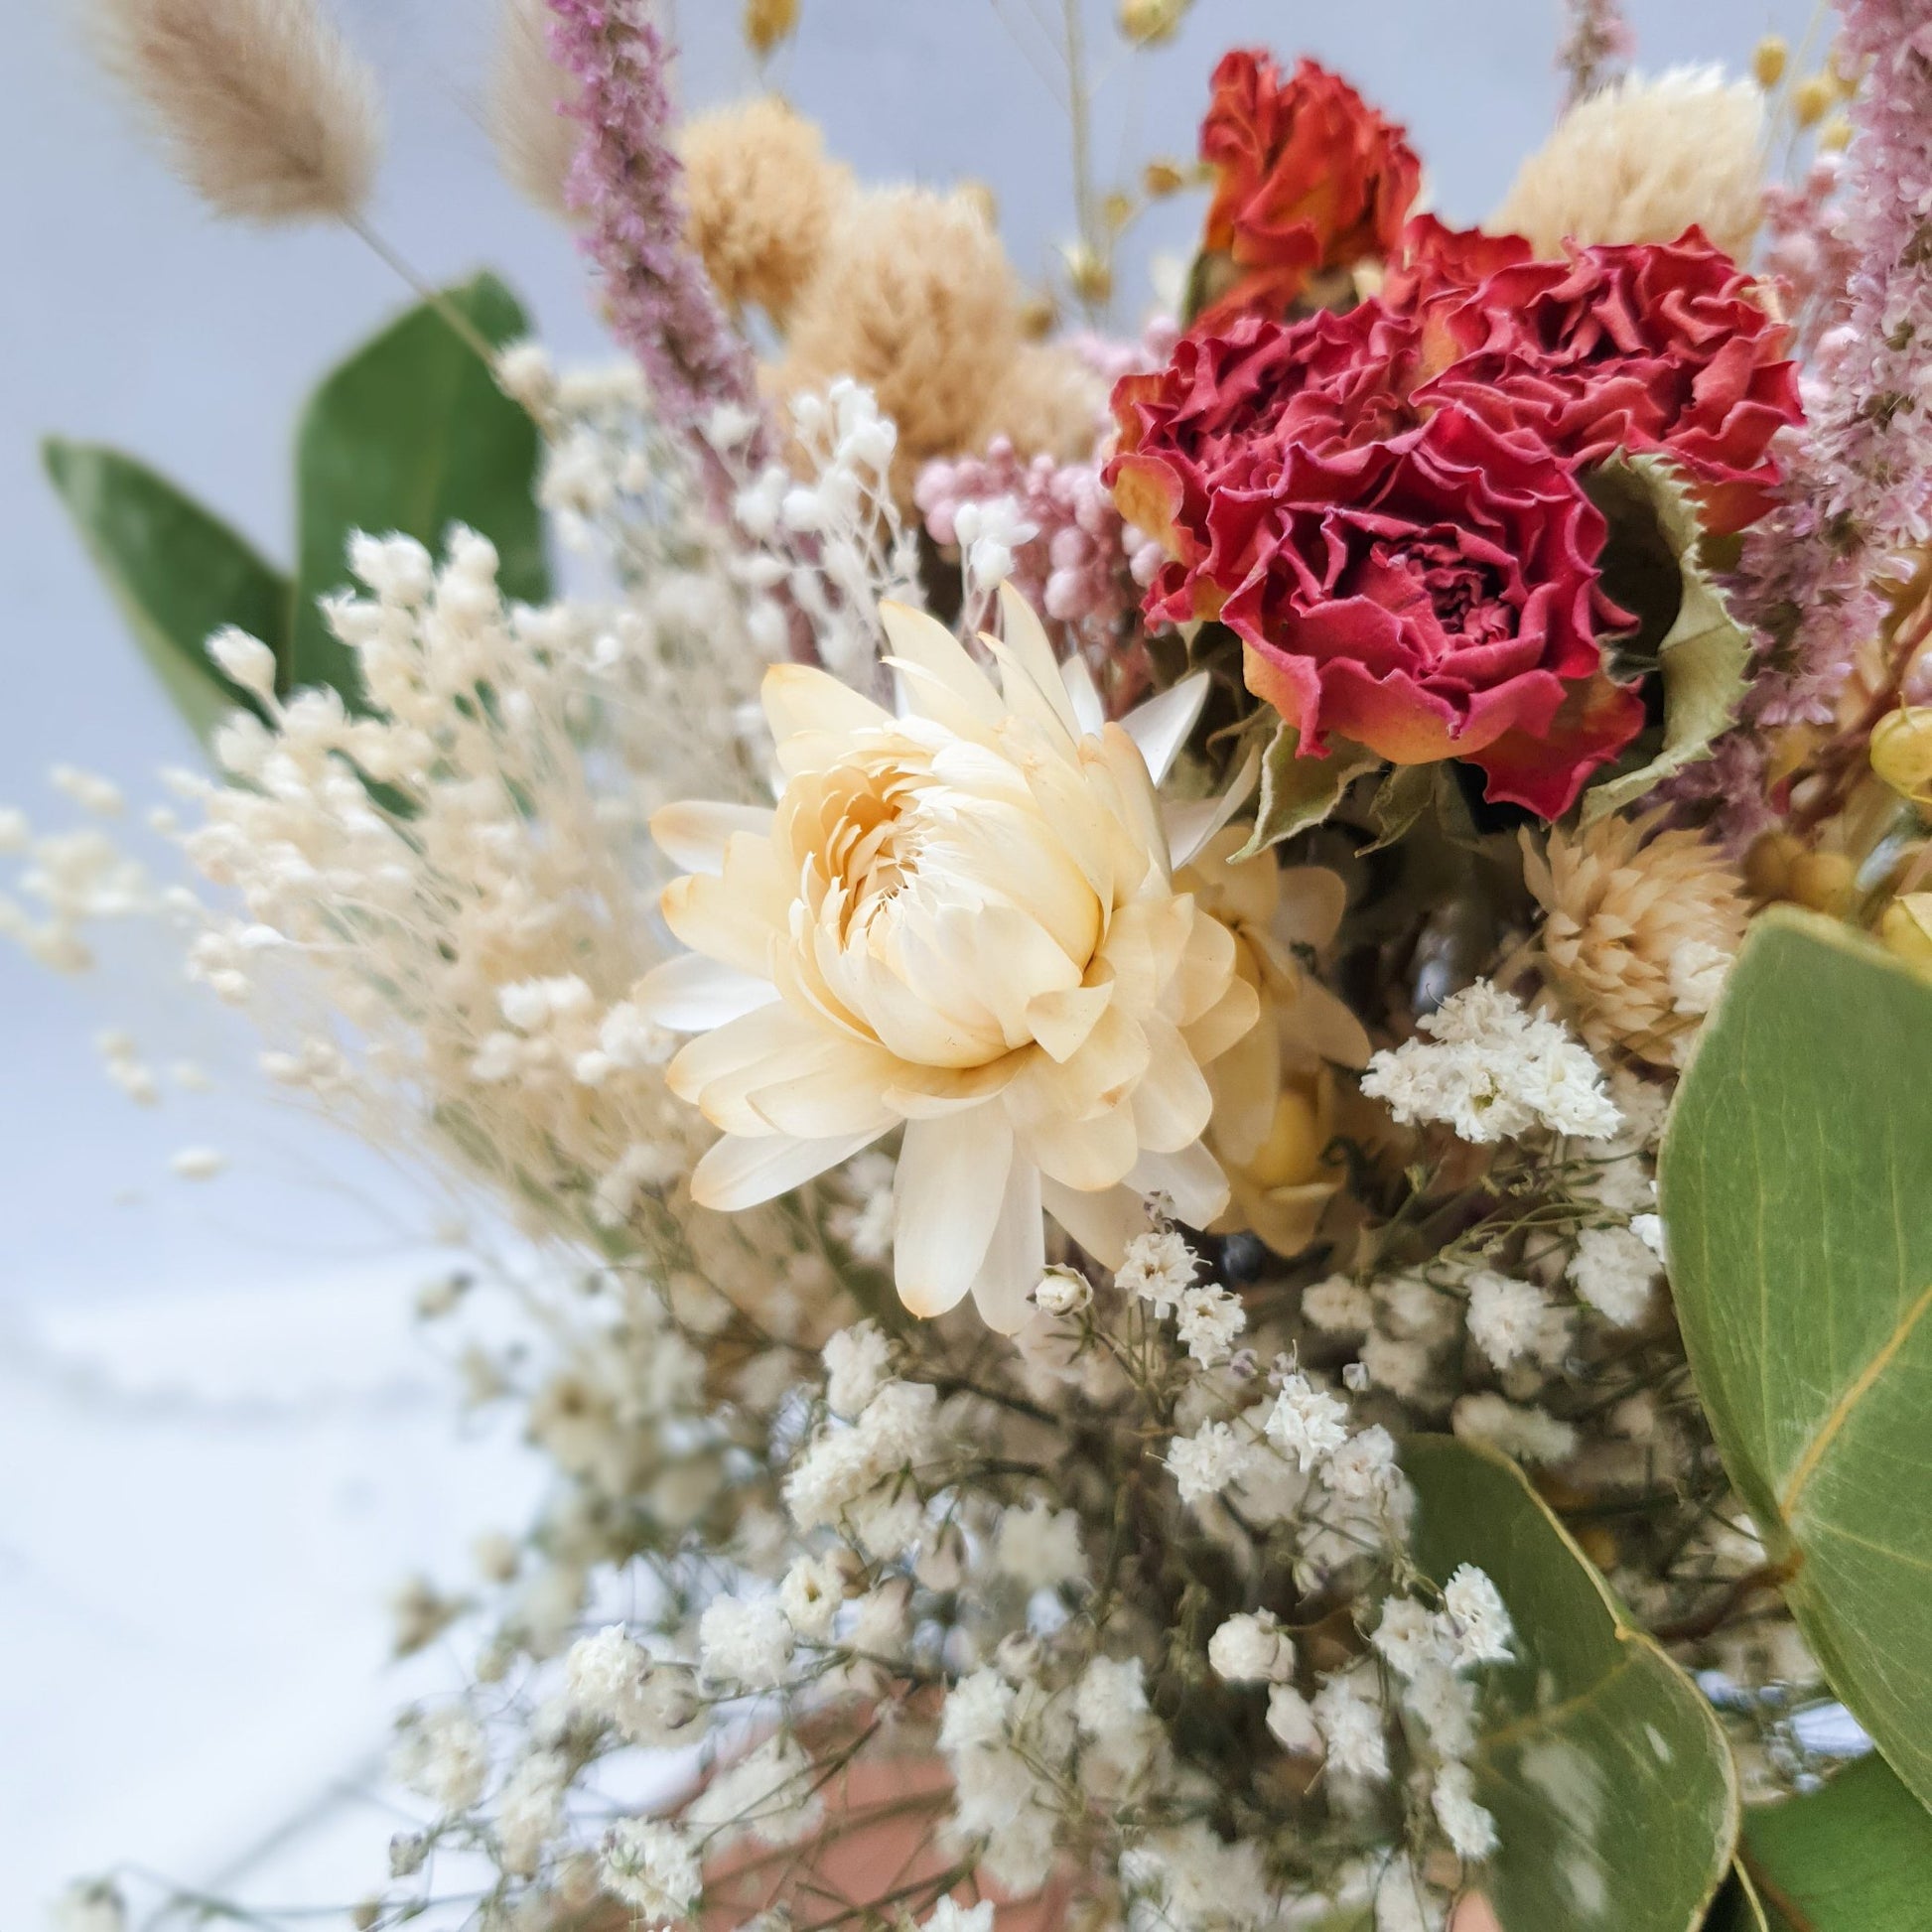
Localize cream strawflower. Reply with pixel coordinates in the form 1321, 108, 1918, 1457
635, 589, 1259, 1331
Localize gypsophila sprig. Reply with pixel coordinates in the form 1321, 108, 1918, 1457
1361, 981, 1622, 1144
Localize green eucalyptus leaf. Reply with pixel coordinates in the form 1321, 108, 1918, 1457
1741, 1754, 1932, 1930
43, 438, 287, 747
1229, 720, 1379, 861
1661, 908, 1932, 1809
1581, 454, 1750, 823
292, 272, 546, 705
1406, 1436, 1738, 1932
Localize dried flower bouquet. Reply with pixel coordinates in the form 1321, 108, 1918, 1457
23, 3, 1932, 1931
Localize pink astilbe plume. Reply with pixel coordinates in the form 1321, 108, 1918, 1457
1666, 440, 1878, 848
1674, 9, 1932, 843
546, 0, 760, 450
1811, 5, 1932, 548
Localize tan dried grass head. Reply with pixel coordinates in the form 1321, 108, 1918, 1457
488, 0, 580, 218
779, 187, 1023, 498
91, 0, 381, 224
678, 95, 853, 325
1523, 814, 1751, 1070
975, 341, 1112, 468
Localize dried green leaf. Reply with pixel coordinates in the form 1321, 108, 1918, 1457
1582, 453, 1750, 822
1364, 761, 1436, 852
1741, 1754, 1932, 1929
1229, 719, 1378, 861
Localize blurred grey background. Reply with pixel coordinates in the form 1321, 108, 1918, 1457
0, 0, 1809, 1912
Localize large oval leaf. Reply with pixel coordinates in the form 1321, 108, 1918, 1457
1660, 908, 1932, 1808
292, 272, 547, 703
1406, 1436, 1737, 1932
1742, 1753, 1932, 1929
43, 438, 286, 746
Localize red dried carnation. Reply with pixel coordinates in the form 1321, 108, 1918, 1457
1378, 212, 1533, 310
1196, 52, 1421, 330
1408, 232, 1805, 536
1108, 305, 1424, 580
1218, 408, 1643, 818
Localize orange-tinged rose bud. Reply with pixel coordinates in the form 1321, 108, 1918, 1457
1194, 52, 1420, 328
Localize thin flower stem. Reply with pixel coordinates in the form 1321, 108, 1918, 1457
1061, 0, 1105, 320
344, 216, 514, 379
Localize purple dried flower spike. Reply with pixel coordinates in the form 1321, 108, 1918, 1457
545, 0, 759, 450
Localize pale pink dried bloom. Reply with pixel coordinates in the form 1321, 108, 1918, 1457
1664, 433, 1877, 847
1760, 155, 1859, 359
914, 441, 1147, 648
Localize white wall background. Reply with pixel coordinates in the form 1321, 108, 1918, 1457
0, 0, 1813, 1914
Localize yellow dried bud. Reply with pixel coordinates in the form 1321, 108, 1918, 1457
1882, 895, 1932, 973
1820, 114, 1854, 153
1870, 707, 1932, 798
1142, 158, 1185, 198
1788, 848, 1858, 914
1831, 49, 1862, 99
1064, 239, 1113, 305
1793, 74, 1834, 129
1752, 36, 1788, 89
742, 0, 798, 57
1577, 1523, 1621, 1573
1765, 724, 1822, 790
1018, 292, 1059, 339
1744, 831, 1801, 901
1101, 190, 1135, 232
1118, 0, 1187, 44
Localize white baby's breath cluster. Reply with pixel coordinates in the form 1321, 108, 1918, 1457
1360, 981, 1622, 1144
